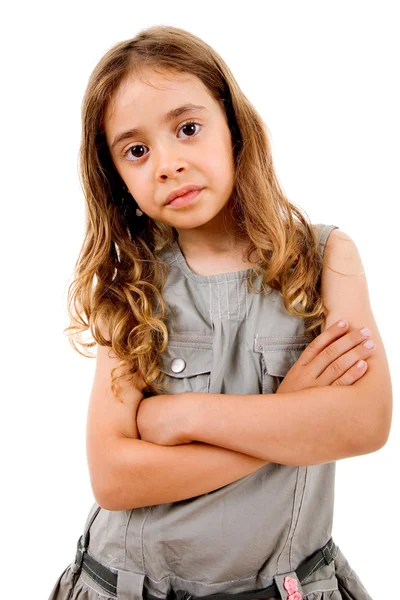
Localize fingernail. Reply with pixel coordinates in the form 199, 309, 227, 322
338, 320, 347, 327
363, 340, 375, 349
360, 327, 371, 337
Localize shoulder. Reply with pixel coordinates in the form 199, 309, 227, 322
317, 227, 367, 331
320, 227, 367, 318
322, 227, 365, 275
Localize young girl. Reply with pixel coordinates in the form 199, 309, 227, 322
48, 25, 391, 600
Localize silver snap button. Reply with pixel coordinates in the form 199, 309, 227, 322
259, 345, 264, 351
170, 357, 186, 373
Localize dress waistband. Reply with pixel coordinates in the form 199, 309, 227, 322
72, 535, 338, 600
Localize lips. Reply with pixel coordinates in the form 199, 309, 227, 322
167, 188, 203, 208
165, 184, 203, 205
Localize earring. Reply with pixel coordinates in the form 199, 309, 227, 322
122, 184, 143, 217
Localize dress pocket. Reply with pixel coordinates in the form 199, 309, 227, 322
254, 335, 310, 394
158, 335, 213, 395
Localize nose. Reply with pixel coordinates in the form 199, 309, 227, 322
154, 143, 188, 180
157, 164, 186, 180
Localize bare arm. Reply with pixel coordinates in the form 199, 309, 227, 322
87, 324, 268, 512
186, 386, 384, 466
99, 438, 268, 511
174, 229, 392, 466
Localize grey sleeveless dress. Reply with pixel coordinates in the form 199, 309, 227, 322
48, 224, 373, 600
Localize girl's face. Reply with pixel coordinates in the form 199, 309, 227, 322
104, 69, 236, 237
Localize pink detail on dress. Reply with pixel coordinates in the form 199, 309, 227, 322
283, 576, 303, 600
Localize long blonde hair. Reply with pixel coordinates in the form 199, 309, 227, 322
65, 24, 330, 401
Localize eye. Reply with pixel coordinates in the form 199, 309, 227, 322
122, 120, 202, 163
124, 144, 148, 162
177, 120, 201, 139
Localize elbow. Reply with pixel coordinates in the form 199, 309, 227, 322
87, 453, 114, 510
361, 431, 390, 455
96, 495, 127, 512
358, 395, 393, 454
371, 418, 392, 452
87, 438, 146, 511
98, 489, 143, 512
91, 477, 131, 511
89, 461, 143, 512
88, 471, 116, 511
89, 466, 136, 511
88, 457, 126, 511
87, 440, 135, 511
92, 484, 117, 511
372, 393, 393, 450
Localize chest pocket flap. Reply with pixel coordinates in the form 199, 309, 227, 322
254, 335, 310, 392
158, 335, 213, 394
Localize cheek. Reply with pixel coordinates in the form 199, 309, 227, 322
203, 138, 234, 181
125, 175, 150, 204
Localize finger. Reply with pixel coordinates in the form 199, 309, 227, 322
318, 339, 375, 386
298, 319, 350, 367
331, 360, 368, 387
299, 322, 373, 380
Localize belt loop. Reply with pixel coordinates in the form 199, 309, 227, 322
71, 534, 86, 574
322, 538, 338, 565
81, 504, 101, 548
322, 544, 332, 564
117, 570, 145, 600
71, 504, 101, 574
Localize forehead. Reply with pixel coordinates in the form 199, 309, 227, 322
105, 69, 216, 130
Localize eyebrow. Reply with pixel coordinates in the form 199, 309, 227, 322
111, 103, 207, 150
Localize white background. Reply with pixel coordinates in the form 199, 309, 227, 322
1, 1, 398, 598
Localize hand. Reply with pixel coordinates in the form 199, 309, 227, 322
276, 320, 376, 394
136, 392, 195, 446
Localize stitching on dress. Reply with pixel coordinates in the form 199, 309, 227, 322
166, 344, 213, 351
235, 272, 240, 320
217, 278, 221, 318
289, 467, 308, 570
225, 274, 230, 320
145, 571, 258, 587
82, 564, 117, 595
145, 570, 336, 590
168, 334, 213, 344
258, 336, 309, 340
86, 549, 119, 573
259, 347, 307, 353
80, 574, 117, 598
140, 508, 152, 575
123, 510, 132, 570
174, 259, 252, 284
276, 467, 300, 573
84, 561, 116, 587
208, 277, 213, 325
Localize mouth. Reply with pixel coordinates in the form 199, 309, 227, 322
166, 188, 204, 208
